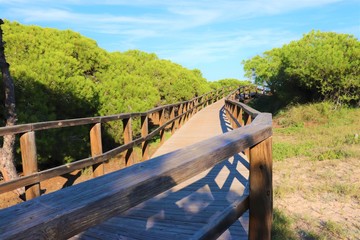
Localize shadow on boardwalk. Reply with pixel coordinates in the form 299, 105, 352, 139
74, 106, 250, 239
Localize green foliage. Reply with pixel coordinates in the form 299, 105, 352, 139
243, 30, 360, 105
1, 20, 217, 168
209, 78, 250, 90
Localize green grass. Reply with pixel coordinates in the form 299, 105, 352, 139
266, 98, 360, 239
321, 220, 346, 239
272, 101, 360, 162
272, 208, 297, 240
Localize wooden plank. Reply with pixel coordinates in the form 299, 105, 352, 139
249, 137, 273, 240
191, 195, 249, 240
20, 131, 41, 200
0, 113, 271, 239
225, 99, 260, 118
76, 149, 250, 239
77, 217, 203, 239
0, 139, 139, 194
90, 123, 104, 178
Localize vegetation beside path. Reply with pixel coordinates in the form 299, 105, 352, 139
251, 97, 360, 239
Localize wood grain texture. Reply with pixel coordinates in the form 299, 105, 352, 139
0, 111, 271, 239
20, 131, 40, 200
123, 118, 134, 166
90, 123, 104, 178
0, 88, 231, 137
249, 137, 273, 240
191, 196, 249, 240
159, 109, 166, 144
0, 89, 259, 196
141, 115, 150, 161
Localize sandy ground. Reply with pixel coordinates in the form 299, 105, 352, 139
273, 157, 360, 239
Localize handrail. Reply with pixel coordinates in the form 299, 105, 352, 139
0, 95, 272, 239
0, 89, 224, 136
0, 87, 233, 197
0, 85, 272, 239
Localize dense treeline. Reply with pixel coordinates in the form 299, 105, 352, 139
0, 20, 245, 168
243, 30, 360, 106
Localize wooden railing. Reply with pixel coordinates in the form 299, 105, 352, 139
224, 89, 272, 239
0, 87, 231, 200
0, 86, 272, 240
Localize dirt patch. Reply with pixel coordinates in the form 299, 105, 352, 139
273, 157, 360, 239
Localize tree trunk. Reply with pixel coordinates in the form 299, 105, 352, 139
0, 19, 23, 195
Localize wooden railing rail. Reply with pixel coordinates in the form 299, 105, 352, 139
224, 89, 273, 240
0, 87, 233, 198
0, 99, 272, 239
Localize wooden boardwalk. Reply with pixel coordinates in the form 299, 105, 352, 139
73, 99, 250, 239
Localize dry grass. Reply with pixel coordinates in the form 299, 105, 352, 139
272, 103, 360, 239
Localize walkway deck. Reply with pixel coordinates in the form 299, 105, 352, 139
73, 99, 250, 239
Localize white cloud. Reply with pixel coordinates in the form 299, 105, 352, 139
1, 0, 353, 80
157, 28, 299, 67
2, 0, 346, 39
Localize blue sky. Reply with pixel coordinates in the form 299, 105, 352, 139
1, 0, 359, 81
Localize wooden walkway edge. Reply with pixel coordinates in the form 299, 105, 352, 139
73, 99, 250, 239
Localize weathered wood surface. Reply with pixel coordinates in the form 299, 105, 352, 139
0, 89, 223, 194
0, 88, 227, 137
153, 99, 228, 157
0, 99, 271, 239
249, 137, 272, 240
73, 154, 250, 240
72, 100, 271, 240
90, 123, 104, 177
20, 131, 40, 200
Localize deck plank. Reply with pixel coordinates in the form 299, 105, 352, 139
73, 100, 249, 239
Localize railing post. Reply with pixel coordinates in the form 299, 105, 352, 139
170, 106, 176, 134
178, 103, 183, 128
198, 97, 203, 110
123, 117, 134, 166
182, 103, 187, 123
232, 105, 239, 129
20, 131, 40, 200
249, 137, 273, 240
186, 102, 190, 120
141, 114, 149, 161
238, 107, 244, 127
228, 105, 234, 128
90, 123, 104, 177
246, 114, 252, 125
225, 103, 230, 124
189, 101, 194, 117
187, 102, 191, 119
194, 99, 198, 114
159, 109, 166, 144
